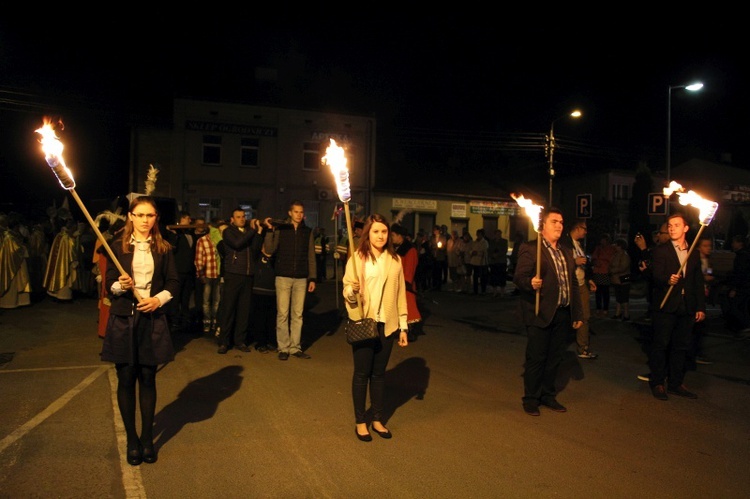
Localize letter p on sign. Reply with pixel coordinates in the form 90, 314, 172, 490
648, 193, 668, 215
577, 194, 592, 218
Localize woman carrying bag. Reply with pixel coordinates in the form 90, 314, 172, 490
343, 214, 409, 442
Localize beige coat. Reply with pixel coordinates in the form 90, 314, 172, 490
343, 252, 408, 336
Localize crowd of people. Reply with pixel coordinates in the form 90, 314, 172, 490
6, 200, 750, 453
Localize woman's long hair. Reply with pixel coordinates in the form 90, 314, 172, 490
119, 196, 172, 254
356, 213, 399, 263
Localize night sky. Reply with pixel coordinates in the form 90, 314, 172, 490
1, 16, 746, 215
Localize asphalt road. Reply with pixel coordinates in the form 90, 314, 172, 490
1, 279, 749, 498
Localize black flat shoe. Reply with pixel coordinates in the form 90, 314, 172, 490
355, 427, 372, 442
141, 442, 157, 464
126, 442, 143, 466
371, 426, 392, 439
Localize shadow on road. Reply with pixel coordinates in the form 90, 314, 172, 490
152, 365, 244, 450
382, 356, 430, 423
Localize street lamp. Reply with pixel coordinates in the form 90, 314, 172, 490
667, 81, 703, 182
547, 109, 582, 205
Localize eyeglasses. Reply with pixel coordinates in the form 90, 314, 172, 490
131, 213, 157, 219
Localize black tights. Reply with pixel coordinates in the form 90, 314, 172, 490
116, 363, 157, 447
352, 323, 395, 424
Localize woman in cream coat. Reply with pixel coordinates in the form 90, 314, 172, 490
343, 214, 409, 442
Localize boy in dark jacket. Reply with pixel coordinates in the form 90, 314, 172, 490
263, 200, 316, 360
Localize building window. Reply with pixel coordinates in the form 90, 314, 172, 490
202, 135, 222, 166
198, 198, 223, 223
303, 141, 321, 171
612, 184, 630, 200
241, 137, 259, 168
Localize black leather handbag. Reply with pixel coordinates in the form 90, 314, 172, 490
345, 317, 379, 344
345, 255, 382, 345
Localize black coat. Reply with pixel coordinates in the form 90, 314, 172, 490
100, 239, 179, 365
651, 242, 705, 314
513, 238, 583, 328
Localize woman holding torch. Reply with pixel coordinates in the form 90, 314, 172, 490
100, 196, 179, 465
343, 214, 409, 441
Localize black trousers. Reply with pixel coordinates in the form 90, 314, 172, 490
649, 303, 692, 388
218, 273, 254, 347
522, 307, 570, 404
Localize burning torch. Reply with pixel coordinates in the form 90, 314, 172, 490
511, 193, 543, 315
35, 118, 144, 302
323, 139, 364, 315
659, 181, 719, 309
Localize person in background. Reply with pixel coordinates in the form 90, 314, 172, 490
635, 223, 671, 321
334, 228, 349, 279
94, 217, 126, 338
415, 229, 432, 292
100, 196, 179, 466
166, 211, 196, 332
687, 236, 715, 368
562, 220, 598, 359
27, 220, 50, 303
635, 223, 672, 382
192, 217, 208, 327
609, 238, 632, 321
43, 218, 79, 302
212, 220, 229, 339
513, 207, 583, 416
460, 230, 474, 293
468, 228, 489, 295
194, 218, 220, 335
391, 223, 422, 341
487, 229, 509, 297
0, 213, 31, 309
217, 208, 263, 354
591, 233, 615, 317
446, 229, 463, 292
263, 200, 316, 361
343, 214, 409, 441
648, 212, 705, 401
314, 226, 329, 282
429, 225, 448, 291
251, 246, 278, 353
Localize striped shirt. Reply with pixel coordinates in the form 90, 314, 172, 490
543, 238, 570, 308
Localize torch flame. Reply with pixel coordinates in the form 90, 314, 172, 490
511, 193, 542, 232
663, 181, 719, 225
321, 138, 351, 203
35, 118, 76, 190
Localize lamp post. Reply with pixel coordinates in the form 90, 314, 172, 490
547, 110, 582, 205
666, 81, 703, 182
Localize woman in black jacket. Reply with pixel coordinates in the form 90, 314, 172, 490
100, 196, 179, 466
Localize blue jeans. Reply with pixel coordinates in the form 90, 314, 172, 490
275, 276, 307, 353
201, 277, 221, 324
